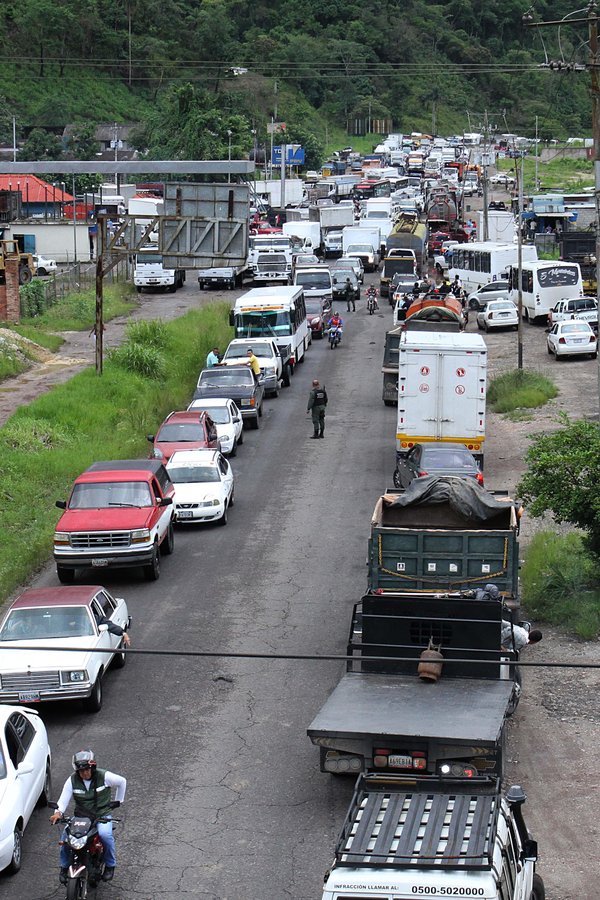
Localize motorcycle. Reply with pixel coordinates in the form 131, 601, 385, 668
366, 288, 379, 315
50, 801, 120, 898
328, 325, 342, 349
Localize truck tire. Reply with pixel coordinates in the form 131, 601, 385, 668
57, 566, 75, 584
162, 522, 175, 555
393, 469, 402, 489
168, 283, 177, 293
282, 366, 291, 387
531, 873, 545, 900
19, 265, 32, 285
136, 286, 142, 293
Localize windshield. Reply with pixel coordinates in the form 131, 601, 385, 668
295, 272, 331, 288
234, 310, 291, 336
199, 369, 253, 386
490, 302, 514, 311
225, 344, 269, 360
70, 481, 152, 508
0, 606, 95, 641
190, 406, 231, 423
422, 449, 476, 468
136, 254, 163, 265
384, 259, 415, 275
366, 210, 388, 219
305, 300, 324, 315
169, 466, 220, 483
157, 424, 208, 442
347, 245, 372, 253
0, 745, 5, 779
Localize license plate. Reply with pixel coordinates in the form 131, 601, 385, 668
148, 279, 159, 283
91, 558, 109, 567
387, 754, 413, 768
178, 510, 194, 519
499, 312, 509, 317
19, 691, 40, 702
572, 339, 584, 343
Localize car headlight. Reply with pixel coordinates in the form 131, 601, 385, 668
61, 670, 89, 684
54, 532, 71, 546
264, 366, 276, 375
131, 528, 151, 543
212, 498, 220, 506
151, 447, 164, 459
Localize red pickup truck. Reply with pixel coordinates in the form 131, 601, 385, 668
53, 460, 175, 583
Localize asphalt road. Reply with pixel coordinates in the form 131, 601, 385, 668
0, 286, 394, 899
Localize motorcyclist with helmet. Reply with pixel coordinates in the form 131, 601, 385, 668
327, 310, 343, 330
50, 750, 127, 885
366, 284, 379, 311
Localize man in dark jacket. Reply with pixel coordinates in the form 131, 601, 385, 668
306, 378, 328, 439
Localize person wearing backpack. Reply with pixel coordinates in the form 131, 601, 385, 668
306, 379, 328, 439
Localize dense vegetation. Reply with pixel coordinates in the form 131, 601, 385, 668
0, 1, 594, 165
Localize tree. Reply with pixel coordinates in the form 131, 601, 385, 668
19, 129, 63, 161
517, 417, 600, 555
66, 123, 99, 159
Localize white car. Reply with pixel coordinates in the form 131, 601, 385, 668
0, 705, 51, 875
339, 256, 365, 283
167, 449, 234, 526
187, 397, 244, 456
0, 586, 130, 713
476, 299, 519, 331
32, 254, 57, 276
468, 280, 511, 310
547, 320, 598, 359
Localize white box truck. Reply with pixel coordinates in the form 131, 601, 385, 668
342, 225, 381, 271
396, 331, 487, 467
282, 220, 322, 256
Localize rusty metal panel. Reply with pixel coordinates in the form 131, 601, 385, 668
161, 183, 249, 268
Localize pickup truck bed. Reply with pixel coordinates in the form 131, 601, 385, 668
308, 672, 513, 747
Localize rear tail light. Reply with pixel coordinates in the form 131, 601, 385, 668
590, 335, 596, 343
476, 472, 485, 486
559, 337, 566, 344
418, 470, 428, 476
488, 312, 493, 319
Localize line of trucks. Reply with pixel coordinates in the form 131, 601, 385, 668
307, 294, 545, 898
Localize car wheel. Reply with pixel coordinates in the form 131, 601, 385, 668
477, 319, 483, 330
85, 674, 103, 713
229, 488, 235, 508
37, 267, 47, 276
258, 402, 263, 417
162, 522, 175, 555
56, 566, 75, 584
269, 385, 279, 398
553, 348, 560, 360
237, 429, 244, 446
469, 298, 479, 311
37, 760, 52, 807
144, 543, 161, 581
112, 638, 127, 669
229, 439, 237, 457
252, 413, 260, 430
6, 826, 23, 874
217, 503, 228, 526
531, 873, 546, 900
591, 351, 598, 360
484, 321, 489, 332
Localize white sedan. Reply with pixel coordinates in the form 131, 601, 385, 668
167, 449, 234, 525
547, 320, 598, 359
0, 705, 51, 875
32, 254, 58, 276
476, 299, 518, 331
0, 586, 130, 713
187, 397, 244, 456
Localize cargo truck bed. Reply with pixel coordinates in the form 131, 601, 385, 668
308, 672, 513, 746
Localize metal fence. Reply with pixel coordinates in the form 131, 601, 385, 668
19, 257, 132, 317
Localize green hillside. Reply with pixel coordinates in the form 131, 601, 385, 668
0, 0, 592, 162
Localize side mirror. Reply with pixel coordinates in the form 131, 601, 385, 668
56, 500, 67, 510
147, 434, 155, 443
160, 496, 173, 507
48, 801, 58, 810
98, 624, 109, 633
228, 310, 234, 326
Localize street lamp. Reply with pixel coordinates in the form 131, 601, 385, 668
250, 128, 257, 198
227, 130, 233, 183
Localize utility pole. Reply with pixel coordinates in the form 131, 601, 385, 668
525, 1, 600, 410
535, 115, 540, 191
516, 152, 525, 371
482, 110, 490, 241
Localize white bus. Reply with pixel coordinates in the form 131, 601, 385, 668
509, 260, 584, 324
229, 285, 309, 365
449, 241, 538, 294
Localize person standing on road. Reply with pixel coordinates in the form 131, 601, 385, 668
344, 278, 356, 312
206, 347, 221, 367
307, 378, 328, 439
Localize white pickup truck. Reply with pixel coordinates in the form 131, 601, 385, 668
221, 337, 292, 397
547, 296, 598, 329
